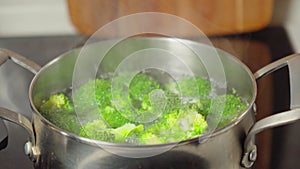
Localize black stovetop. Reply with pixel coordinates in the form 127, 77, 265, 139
0, 26, 298, 169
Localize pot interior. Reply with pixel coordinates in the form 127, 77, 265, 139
30, 37, 256, 143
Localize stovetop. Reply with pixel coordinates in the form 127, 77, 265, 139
0, 27, 298, 169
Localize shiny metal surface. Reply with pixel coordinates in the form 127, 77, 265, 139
0, 51, 8, 66
0, 49, 41, 74
31, 107, 255, 169
242, 109, 300, 168
0, 107, 34, 144
0, 48, 42, 146
0, 107, 40, 162
254, 53, 300, 110
0, 36, 84, 169
0, 57, 36, 169
287, 55, 300, 109
0, 37, 298, 169
254, 54, 299, 80
0, 120, 7, 150
0, 48, 42, 162
242, 53, 300, 168
28, 38, 257, 169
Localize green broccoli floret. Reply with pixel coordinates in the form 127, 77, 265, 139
73, 79, 112, 118
80, 120, 144, 143
114, 73, 162, 110
180, 109, 208, 136
167, 108, 208, 142
182, 98, 212, 118
112, 123, 144, 143
39, 93, 80, 134
165, 77, 211, 98
111, 73, 165, 123
74, 73, 164, 128
99, 106, 131, 128
129, 73, 161, 106
79, 119, 115, 142
210, 94, 247, 127
163, 91, 181, 113
73, 79, 130, 127
163, 76, 212, 117
40, 93, 74, 114
140, 105, 208, 143
138, 133, 165, 145
39, 74, 247, 145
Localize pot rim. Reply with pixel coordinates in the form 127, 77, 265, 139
29, 37, 257, 148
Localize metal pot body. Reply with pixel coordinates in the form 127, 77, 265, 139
32, 109, 255, 169
29, 38, 256, 169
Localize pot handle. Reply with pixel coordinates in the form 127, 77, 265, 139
0, 120, 8, 150
0, 48, 41, 74
0, 107, 39, 161
241, 54, 300, 168
0, 107, 34, 143
0, 49, 41, 161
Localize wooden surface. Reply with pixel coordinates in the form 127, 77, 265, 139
67, 0, 273, 36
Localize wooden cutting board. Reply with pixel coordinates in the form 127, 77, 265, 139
67, 0, 273, 36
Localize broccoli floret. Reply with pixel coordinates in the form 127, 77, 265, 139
80, 119, 115, 142
39, 74, 246, 145
129, 73, 161, 106
163, 76, 212, 117
167, 108, 208, 142
73, 79, 130, 127
80, 121, 144, 143
163, 91, 181, 112
112, 123, 144, 143
111, 73, 165, 123
99, 106, 130, 128
114, 73, 162, 110
140, 105, 208, 143
180, 109, 208, 136
182, 98, 212, 118
40, 93, 74, 114
138, 133, 165, 145
210, 94, 247, 127
165, 77, 211, 98
73, 79, 112, 117
74, 73, 164, 127
39, 93, 80, 134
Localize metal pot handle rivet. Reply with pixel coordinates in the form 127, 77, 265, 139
24, 141, 40, 162
241, 54, 300, 168
248, 149, 257, 162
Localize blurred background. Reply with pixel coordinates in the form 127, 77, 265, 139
0, 0, 299, 49
0, 0, 299, 169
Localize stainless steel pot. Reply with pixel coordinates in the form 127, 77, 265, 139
0, 37, 299, 169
